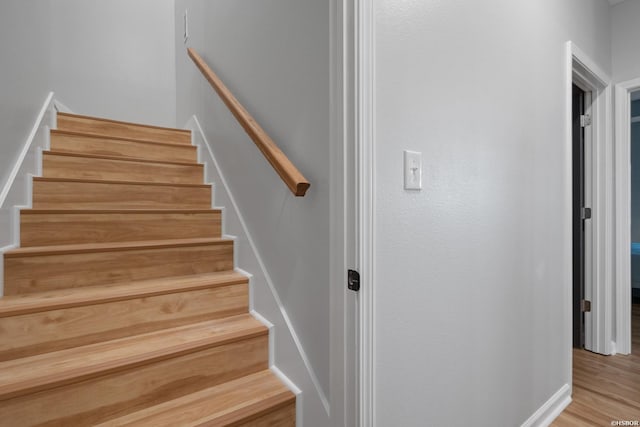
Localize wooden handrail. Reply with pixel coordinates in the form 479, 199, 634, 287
187, 48, 310, 197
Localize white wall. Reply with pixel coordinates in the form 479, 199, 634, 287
50, 0, 176, 127
373, 0, 611, 425
612, 0, 640, 83
174, 1, 334, 425
1, 0, 177, 199
0, 1, 52, 196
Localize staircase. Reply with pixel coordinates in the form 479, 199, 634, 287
0, 113, 296, 426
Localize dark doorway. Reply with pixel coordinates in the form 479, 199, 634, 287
572, 83, 586, 349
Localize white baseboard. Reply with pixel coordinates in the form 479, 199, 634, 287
0, 92, 59, 295
521, 384, 571, 427
250, 308, 303, 426
53, 99, 73, 114
271, 365, 303, 427
187, 115, 330, 426
0, 92, 54, 211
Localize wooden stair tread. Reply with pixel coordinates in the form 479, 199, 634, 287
96, 370, 295, 427
42, 152, 204, 186
20, 209, 222, 247
33, 177, 210, 188
0, 110, 296, 423
57, 113, 191, 134
32, 179, 212, 210
5, 237, 231, 257
56, 113, 191, 145
44, 150, 204, 168
21, 208, 220, 215
0, 271, 248, 318
51, 129, 193, 150
0, 314, 267, 401
50, 130, 197, 163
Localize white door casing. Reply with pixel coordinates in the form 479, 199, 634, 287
567, 41, 614, 357
613, 77, 640, 356
354, 0, 375, 425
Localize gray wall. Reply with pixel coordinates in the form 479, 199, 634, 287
0, 1, 52, 196
50, 0, 176, 127
612, 0, 640, 82
1, 0, 177, 199
173, 0, 332, 422
373, 0, 611, 425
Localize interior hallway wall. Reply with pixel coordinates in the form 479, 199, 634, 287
373, 0, 611, 425
50, 0, 176, 127
612, 0, 640, 83
0, 1, 52, 196
174, 1, 334, 425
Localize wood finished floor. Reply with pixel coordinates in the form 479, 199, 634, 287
552, 304, 640, 425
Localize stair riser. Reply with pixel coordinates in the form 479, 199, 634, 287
21, 211, 221, 246
100, 373, 295, 427
51, 132, 197, 163
237, 401, 296, 427
4, 242, 234, 295
0, 335, 268, 426
57, 114, 192, 145
42, 153, 203, 184
0, 283, 248, 362
32, 180, 212, 209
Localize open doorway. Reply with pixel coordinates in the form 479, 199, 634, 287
614, 78, 640, 356
553, 43, 640, 424
628, 90, 640, 352
569, 41, 611, 356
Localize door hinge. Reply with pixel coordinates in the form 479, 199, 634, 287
581, 207, 592, 220
580, 114, 592, 127
348, 269, 360, 292
581, 299, 592, 313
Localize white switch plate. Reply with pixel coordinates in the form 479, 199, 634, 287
404, 150, 422, 190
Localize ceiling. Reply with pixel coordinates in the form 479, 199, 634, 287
609, 0, 626, 5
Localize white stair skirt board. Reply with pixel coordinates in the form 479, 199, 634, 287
187, 115, 330, 426
0, 92, 61, 295
53, 99, 73, 114
251, 307, 304, 427
520, 384, 571, 427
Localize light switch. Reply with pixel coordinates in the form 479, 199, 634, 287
404, 150, 422, 190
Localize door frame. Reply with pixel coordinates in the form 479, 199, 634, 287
571, 83, 589, 349
353, 0, 375, 425
331, 0, 360, 425
613, 77, 640, 355
566, 41, 614, 359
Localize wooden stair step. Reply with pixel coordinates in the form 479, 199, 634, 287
57, 112, 192, 145
0, 110, 296, 425
0, 271, 249, 361
20, 209, 221, 246
0, 314, 265, 399
51, 130, 197, 163
32, 177, 212, 209
4, 238, 234, 295
96, 370, 296, 427
42, 151, 204, 184
0, 271, 248, 318
0, 315, 269, 426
